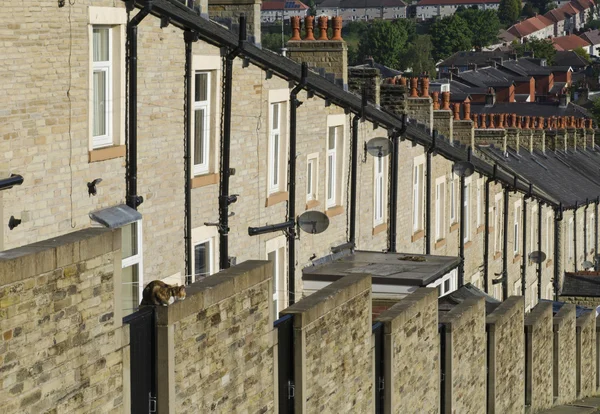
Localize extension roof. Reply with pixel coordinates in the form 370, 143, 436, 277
318, 0, 406, 7
416, 0, 499, 6
553, 34, 591, 51
507, 15, 553, 38
561, 272, 600, 297
126, 0, 562, 207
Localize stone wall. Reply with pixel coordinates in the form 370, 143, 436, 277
486, 296, 525, 414
281, 274, 373, 414
376, 288, 439, 414
561, 296, 600, 310
0, 228, 128, 413
440, 297, 487, 414
554, 303, 577, 404
577, 310, 597, 398
525, 301, 554, 413
155, 260, 274, 413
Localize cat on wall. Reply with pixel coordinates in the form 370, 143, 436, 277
140, 280, 186, 306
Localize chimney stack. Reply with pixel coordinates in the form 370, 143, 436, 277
559, 87, 570, 108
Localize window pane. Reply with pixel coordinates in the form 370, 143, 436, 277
273, 134, 279, 186
194, 242, 210, 282
122, 223, 137, 259
328, 155, 334, 199
121, 264, 139, 317
195, 73, 208, 102
328, 127, 336, 150
307, 161, 312, 196
194, 108, 206, 166
93, 70, 107, 137
93, 28, 109, 62
272, 103, 279, 130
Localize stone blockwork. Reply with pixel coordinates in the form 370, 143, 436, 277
554, 303, 577, 404
155, 260, 275, 414
0, 228, 128, 414
577, 310, 597, 398
281, 274, 373, 414
525, 302, 554, 413
440, 297, 487, 414
486, 296, 525, 414
376, 288, 439, 414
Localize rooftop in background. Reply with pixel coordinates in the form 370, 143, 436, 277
561, 272, 600, 297
438, 50, 514, 69
317, 0, 406, 7
349, 59, 402, 79
507, 15, 553, 38
553, 50, 591, 68
416, 0, 499, 5
438, 283, 501, 314
261, 0, 309, 10
579, 28, 600, 45
552, 34, 591, 51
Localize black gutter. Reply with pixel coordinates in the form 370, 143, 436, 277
554, 204, 563, 301
484, 164, 496, 293
218, 17, 246, 270
183, 30, 197, 283
425, 131, 436, 255
388, 115, 407, 254
0, 174, 24, 191
574, 201, 578, 272
125, 1, 152, 210
537, 200, 542, 301
503, 185, 509, 299
521, 190, 528, 298
288, 62, 308, 305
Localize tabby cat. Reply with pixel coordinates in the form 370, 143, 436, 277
140, 280, 186, 306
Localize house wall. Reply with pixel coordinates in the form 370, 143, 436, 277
554, 303, 577, 404
576, 310, 597, 398
525, 302, 554, 412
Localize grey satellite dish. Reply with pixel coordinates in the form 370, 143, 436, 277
366, 137, 392, 158
528, 251, 547, 264
298, 211, 330, 234
453, 161, 475, 178
582, 260, 594, 270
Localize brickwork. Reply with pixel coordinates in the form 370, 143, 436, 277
440, 297, 487, 414
380, 84, 407, 116
376, 288, 439, 414
0, 228, 127, 414
286, 40, 348, 86
506, 128, 521, 152
525, 302, 554, 413
281, 274, 373, 414
433, 110, 453, 140
486, 296, 525, 414
155, 260, 274, 413
348, 67, 380, 106
407, 97, 433, 128
453, 120, 474, 147
474, 129, 506, 150
554, 303, 577, 404
577, 310, 597, 398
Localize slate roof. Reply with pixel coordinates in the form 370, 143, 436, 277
553, 34, 591, 51
539, 299, 593, 316
416, 0, 499, 5
469, 101, 590, 118
349, 61, 402, 79
580, 29, 600, 45
553, 50, 590, 68
438, 51, 513, 68
438, 283, 501, 314
561, 272, 600, 297
262, 0, 309, 10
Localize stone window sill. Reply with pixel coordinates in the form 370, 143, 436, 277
325, 205, 344, 218
265, 191, 288, 207
89, 145, 126, 163
434, 238, 446, 250
476, 225, 485, 234
372, 222, 387, 236
487, 226, 494, 234
411, 230, 424, 243
513, 254, 521, 264
191, 173, 219, 189
546, 259, 553, 268
306, 199, 320, 210
450, 222, 459, 233
493, 251, 502, 261
464, 241, 473, 250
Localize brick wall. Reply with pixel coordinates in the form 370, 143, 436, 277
376, 288, 439, 414
155, 260, 274, 413
486, 296, 525, 413
554, 303, 577, 403
525, 301, 554, 412
577, 310, 597, 398
281, 274, 373, 413
0, 228, 128, 413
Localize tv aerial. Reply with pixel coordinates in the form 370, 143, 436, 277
365, 137, 392, 158
528, 251, 547, 264
452, 161, 475, 178
297, 210, 329, 235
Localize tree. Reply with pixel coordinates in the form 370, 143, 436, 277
456, 8, 501, 49
522, 3, 535, 17
514, 38, 556, 63
591, 98, 600, 125
498, 0, 522, 25
357, 20, 409, 69
573, 46, 592, 64
399, 35, 437, 75
429, 15, 472, 60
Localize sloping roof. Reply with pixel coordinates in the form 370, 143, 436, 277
349, 60, 402, 79
561, 272, 600, 297
470, 101, 590, 117
545, 4, 578, 22
416, 0, 499, 6
508, 15, 553, 38
554, 50, 590, 67
580, 29, 600, 45
262, 0, 309, 10
438, 283, 501, 314
553, 34, 591, 51
498, 29, 517, 43
539, 299, 593, 316
319, 0, 406, 7
439, 50, 513, 68
570, 0, 595, 12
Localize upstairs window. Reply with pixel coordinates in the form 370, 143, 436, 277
412, 160, 424, 232
326, 124, 344, 209
374, 156, 386, 226
92, 27, 112, 148
193, 72, 211, 175
435, 177, 446, 241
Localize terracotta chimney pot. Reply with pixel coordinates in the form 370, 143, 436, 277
432, 91, 440, 110
409, 77, 419, 97
331, 16, 343, 40
571, 116, 576, 127
498, 113, 506, 128
399, 76, 407, 86
441, 91, 450, 110
290, 16, 301, 40
473, 114, 478, 128
464, 100, 471, 120
480, 113, 487, 129
304, 16, 315, 40
453, 103, 461, 120
510, 113, 517, 128
318, 16, 329, 40
524, 116, 530, 129
488, 113, 495, 129
587, 118, 593, 129
421, 76, 430, 97
537, 116, 544, 130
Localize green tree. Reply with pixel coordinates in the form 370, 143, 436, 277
498, 0, 522, 25
591, 98, 600, 125
261, 32, 289, 53
522, 3, 535, 17
456, 8, 501, 49
400, 35, 437, 75
514, 38, 556, 63
573, 46, 592, 64
429, 15, 472, 60
357, 20, 409, 69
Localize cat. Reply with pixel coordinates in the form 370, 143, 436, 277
140, 280, 186, 306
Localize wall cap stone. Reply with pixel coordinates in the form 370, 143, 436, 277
486, 296, 524, 331
524, 301, 553, 333
376, 287, 437, 334
554, 303, 576, 331
576, 310, 595, 330
439, 296, 485, 332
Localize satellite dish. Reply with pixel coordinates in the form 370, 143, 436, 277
453, 161, 475, 178
528, 251, 547, 264
366, 137, 392, 158
297, 211, 329, 235
582, 260, 594, 270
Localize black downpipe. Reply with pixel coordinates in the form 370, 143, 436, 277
502, 186, 509, 299
288, 63, 308, 306
584, 200, 589, 259
574, 202, 578, 272
595, 198, 599, 270
184, 31, 197, 283
219, 17, 246, 270
425, 131, 436, 255
0, 174, 24, 191
537, 200, 542, 301
521, 195, 528, 298
459, 174, 466, 287
388, 115, 406, 253
126, 2, 152, 210
483, 165, 496, 293
349, 114, 359, 246
554, 205, 563, 301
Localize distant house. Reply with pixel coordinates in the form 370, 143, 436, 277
261, 0, 309, 23
552, 33, 591, 51
579, 29, 600, 56
414, 0, 500, 19
544, 0, 596, 36
316, 0, 407, 21
507, 15, 554, 42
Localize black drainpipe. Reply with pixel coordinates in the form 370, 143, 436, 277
425, 131, 436, 255
537, 200, 542, 301
219, 17, 246, 270
574, 201, 578, 272
349, 113, 359, 246
288, 63, 308, 305
521, 189, 529, 298
596, 197, 599, 270
184, 30, 198, 283
458, 147, 471, 287
554, 204, 563, 301
502, 185, 509, 299
126, 1, 152, 209
483, 164, 496, 293
388, 115, 407, 253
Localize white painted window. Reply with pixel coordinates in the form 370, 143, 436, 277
193, 72, 211, 175
530, 282, 537, 310
266, 236, 286, 321
531, 205, 538, 254
514, 201, 521, 254
306, 153, 318, 203
269, 102, 282, 193
494, 194, 503, 253
450, 173, 458, 224
546, 282, 553, 299
464, 179, 471, 243
193, 239, 213, 283
546, 212, 553, 259
326, 123, 344, 208
374, 155, 385, 225
568, 217, 574, 260
514, 279, 521, 296
92, 27, 112, 148
122, 220, 143, 316
476, 178, 482, 229
427, 269, 457, 296
412, 158, 425, 232
435, 177, 445, 241
590, 214, 595, 252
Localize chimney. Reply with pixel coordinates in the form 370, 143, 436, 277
286, 16, 348, 88
485, 87, 496, 107
559, 87, 570, 108
208, 0, 261, 44
467, 63, 478, 71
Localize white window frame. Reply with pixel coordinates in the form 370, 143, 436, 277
122, 220, 143, 315
325, 114, 346, 209
269, 102, 282, 194
92, 26, 112, 148
326, 126, 338, 208
266, 235, 287, 320
268, 89, 289, 196
306, 153, 319, 203
514, 279, 522, 296
476, 178, 483, 229
450, 173, 458, 224
192, 71, 211, 175
464, 177, 471, 243
530, 282, 537, 310
494, 193, 503, 253
514, 200, 522, 255
546, 211, 553, 259
412, 156, 425, 233
546, 282, 553, 300
531, 205, 538, 254
374, 155, 386, 226
435, 176, 446, 241
192, 225, 219, 282
590, 214, 595, 253
193, 239, 213, 282
568, 217, 574, 260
